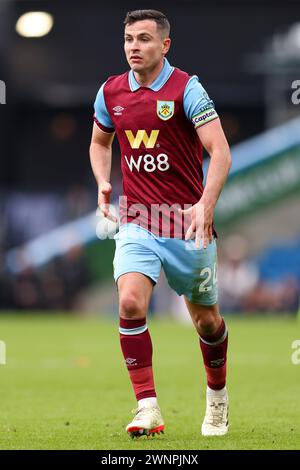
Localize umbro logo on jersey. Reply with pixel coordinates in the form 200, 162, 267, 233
113, 105, 124, 116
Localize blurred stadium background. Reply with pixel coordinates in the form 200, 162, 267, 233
0, 0, 299, 317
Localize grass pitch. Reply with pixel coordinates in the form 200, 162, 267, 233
0, 313, 299, 450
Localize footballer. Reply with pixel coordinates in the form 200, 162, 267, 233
90, 9, 232, 438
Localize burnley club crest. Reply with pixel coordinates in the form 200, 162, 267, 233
157, 100, 175, 121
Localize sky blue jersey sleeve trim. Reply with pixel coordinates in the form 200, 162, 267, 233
183, 76, 216, 122
94, 82, 114, 129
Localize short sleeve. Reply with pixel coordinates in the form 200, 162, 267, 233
183, 76, 219, 128
93, 82, 115, 133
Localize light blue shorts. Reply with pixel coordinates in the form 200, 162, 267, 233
113, 223, 218, 306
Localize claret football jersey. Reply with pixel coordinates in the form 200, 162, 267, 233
94, 58, 218, 238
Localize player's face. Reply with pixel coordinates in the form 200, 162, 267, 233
124, 20, 170, 73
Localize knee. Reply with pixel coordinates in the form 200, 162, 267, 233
194, 309, 221, 336
119, 292, 146, 319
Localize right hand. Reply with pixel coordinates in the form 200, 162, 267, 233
98, 181, 118, 223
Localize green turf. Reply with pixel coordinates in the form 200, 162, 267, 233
0, 313, 299, 450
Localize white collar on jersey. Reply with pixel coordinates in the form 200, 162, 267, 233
128, 57, 175, 92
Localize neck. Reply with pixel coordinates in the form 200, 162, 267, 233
133, 59, 165, 87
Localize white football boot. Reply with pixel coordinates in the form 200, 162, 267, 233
126, 403, 165, 438
201, 387, 229, 436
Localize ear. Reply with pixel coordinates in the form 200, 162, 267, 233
162, 37, 171, 54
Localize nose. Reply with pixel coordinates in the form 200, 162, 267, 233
129, 38, 140, 50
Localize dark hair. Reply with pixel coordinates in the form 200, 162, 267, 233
124, 9, 170, 38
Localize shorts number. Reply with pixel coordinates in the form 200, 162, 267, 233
199, 263, 217, 293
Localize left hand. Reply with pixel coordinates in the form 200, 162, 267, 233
179, 198, 214, 249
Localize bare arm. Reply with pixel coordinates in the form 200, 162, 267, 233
180, 118, 232, 248
197, 118, 231, 208
90, 122, 114, 184
89, 122, 117, 221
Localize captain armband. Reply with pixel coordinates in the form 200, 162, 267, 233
192, 108, 218, 129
